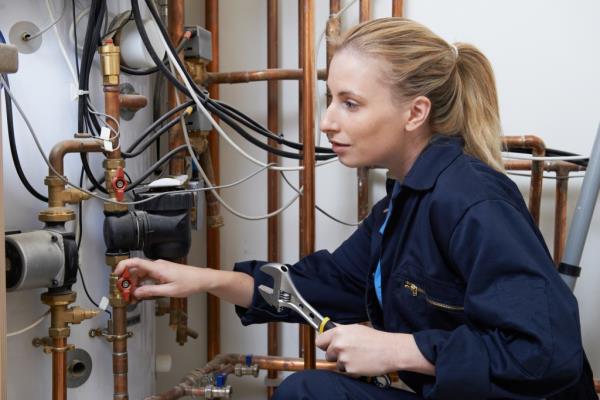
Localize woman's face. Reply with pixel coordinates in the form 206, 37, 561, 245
321, 50, 429, 177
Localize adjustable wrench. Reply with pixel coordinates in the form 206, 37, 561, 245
258, 263, 336, 333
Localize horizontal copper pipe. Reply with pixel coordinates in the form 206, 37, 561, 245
504, 160, 586, 173
119, 94, 147, 111
49, 139, 104, 176
205, 68, 327, 84
252, 355, 336, 372
502, 135, 546, 153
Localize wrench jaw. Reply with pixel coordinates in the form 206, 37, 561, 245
257, 263, 325, 330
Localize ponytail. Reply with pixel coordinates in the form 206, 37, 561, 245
337, 18, 504, 172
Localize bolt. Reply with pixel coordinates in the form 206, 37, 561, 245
121, 280, 130, 289
51, 279, 59, 286
51, 235, 58, 242
116, 180, 125, 189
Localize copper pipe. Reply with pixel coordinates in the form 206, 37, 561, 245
104, 86, 122, 160
326, 0, 341, 70
206, 0, 221, 361
554, 164, 569, 265
392, 0, 404, 16
168, 0, 186, 174
49, 139, 104, 176
52, 338, 67, 400
595, 380, 600, 393
300, 0, 316, 370
112, 306, 128, 400
356, 3, 371, 224
297, 0, 306, 359
502, 135, 546, 225
119, 94, 148, 111
252, 355, 336, 372
267, 1, 281, 398
205, 68, 326, 84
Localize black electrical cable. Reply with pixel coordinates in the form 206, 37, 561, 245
503, 147, 589, 168
212, 100, 335, 154
133, 0, 336, 160
120, 36, 190, 76
125, 144, 188, 191
2, 75, 49, 202
71, 0, 79, 79
125, 100, 194, 153
123, 116, 183, 158
82, 153, 108, 193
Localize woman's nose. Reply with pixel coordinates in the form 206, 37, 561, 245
320, 105, 338, 135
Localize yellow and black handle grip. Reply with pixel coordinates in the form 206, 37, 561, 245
318, 316, 336, 333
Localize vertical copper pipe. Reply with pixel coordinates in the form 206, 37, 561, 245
206, 0, 221, 361
356, 1, 371, 222
326, 1, 341, 70
300, 0, 316, 370
267, 0, 280, 398
166, 0, 191, 347
52, 338, 67, 400
105, 88, 122, 160
554, 166, 569, 265
392, 0, 404, 17
168, 0, 186, 173
112, 306, 128, 399
530, 148, 544, 226
297, 0, 306, 359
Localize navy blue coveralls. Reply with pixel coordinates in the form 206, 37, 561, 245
234, 137, 587, 399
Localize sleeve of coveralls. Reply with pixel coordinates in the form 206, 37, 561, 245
412, 199, 583, 400
233, 199, 386, 326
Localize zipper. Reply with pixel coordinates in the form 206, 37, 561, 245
404, 280, 464, 312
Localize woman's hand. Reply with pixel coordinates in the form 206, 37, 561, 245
114, 257, 207, 299
315, 324, 435, 376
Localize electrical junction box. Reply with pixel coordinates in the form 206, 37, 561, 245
184, 25, 212, 62
185, 109, 213, 132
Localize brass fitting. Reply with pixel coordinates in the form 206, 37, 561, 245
185, 59, 208, 86
234, 363, 260, 378
41, 291, 100, 339
103, 158, 128, 213
99, 39, 120, 86
106, 253, 129, 270
109, 274, 127, 308
39, 177, 90, 223
189, 130, 209, 155
203, 385, 232, 399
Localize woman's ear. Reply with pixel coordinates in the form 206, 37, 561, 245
405, 96, 431, 132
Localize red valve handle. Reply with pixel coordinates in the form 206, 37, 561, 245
117, 268, 136, 302
111, 167, 127, 202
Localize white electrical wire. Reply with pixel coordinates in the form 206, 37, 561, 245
0, 74, 277, 207
506, 171, 586, 180
280, 171, 360, 227
168, 58, 303, 220
46, 0, 79, 85
155, 23, 337, 173
502, 152, 589, 162
24, 0, 68, 43
7, 310, 50, 337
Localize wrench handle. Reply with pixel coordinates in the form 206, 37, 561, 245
318, 317, 336, 333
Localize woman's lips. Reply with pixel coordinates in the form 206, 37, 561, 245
330, 141, 350, 153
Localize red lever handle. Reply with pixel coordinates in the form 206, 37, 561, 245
117, 268, 136, 302
111, 167, 127, 202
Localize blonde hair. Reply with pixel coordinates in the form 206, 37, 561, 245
335, 17, 504, 172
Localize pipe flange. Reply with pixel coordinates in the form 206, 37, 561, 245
38, 208, 76, 223
67, 348, 93, 388
41, 291, 77, 306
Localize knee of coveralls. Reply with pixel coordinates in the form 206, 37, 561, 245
272, 370, 423, 400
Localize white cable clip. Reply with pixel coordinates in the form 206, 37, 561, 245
70, 83, 89, 101
99, 296, 110, 311
100, 127, 114, 151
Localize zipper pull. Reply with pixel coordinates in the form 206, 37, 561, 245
404, 281, 418, 296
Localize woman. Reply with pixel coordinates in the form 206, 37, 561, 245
115, 18, 592, 399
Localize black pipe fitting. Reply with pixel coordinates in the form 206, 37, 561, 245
103, 190, 193, 259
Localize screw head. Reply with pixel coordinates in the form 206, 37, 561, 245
51, 279, 59, 286
51, 235, 58, 242
121, 280, 130, 289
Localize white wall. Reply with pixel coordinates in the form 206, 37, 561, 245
2, 0, 600, 399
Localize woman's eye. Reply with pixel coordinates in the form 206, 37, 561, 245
343, 100, 358, 110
